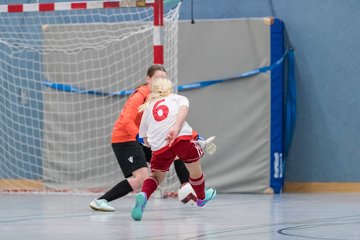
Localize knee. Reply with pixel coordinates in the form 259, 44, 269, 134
138, 174, 149, 186
132, 179, 143, 190
132, 169, 150, 188
129, 177, 145, 191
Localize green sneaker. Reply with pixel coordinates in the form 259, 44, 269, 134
197, 188, 216, 208
131, 192, 147, 221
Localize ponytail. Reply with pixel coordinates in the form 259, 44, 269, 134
139, 78, 174, 112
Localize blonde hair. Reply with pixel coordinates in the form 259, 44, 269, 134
138, 77, 174, 112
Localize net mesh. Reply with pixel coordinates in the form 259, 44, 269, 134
0, 1, 180, 194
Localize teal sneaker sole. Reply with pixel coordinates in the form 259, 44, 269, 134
131, 193, 147, 221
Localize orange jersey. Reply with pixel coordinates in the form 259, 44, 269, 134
111, 85, 150, 143
192, 130, 198, 140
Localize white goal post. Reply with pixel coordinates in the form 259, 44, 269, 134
0, 0, 181, 194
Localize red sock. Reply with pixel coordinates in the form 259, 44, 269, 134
189, 174, 205, 200
142, 176, 159, 200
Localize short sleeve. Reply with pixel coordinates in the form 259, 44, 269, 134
176, 95, 189, 108
139, 107, 150, 138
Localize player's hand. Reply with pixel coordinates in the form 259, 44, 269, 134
136, 134, 151, 147
136, 134, 144, 144
205, 136, 217, 155
166, 126, 180, 146
197, 136, 217, 155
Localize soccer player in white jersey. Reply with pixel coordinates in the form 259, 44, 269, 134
131, 78, 216, 221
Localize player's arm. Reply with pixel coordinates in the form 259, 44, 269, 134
122, 91, 147, 139
139, 107, 150, 147
166, 105, 189, 146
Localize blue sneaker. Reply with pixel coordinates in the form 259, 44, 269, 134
131, 192, 147, 221
197, 188, 216, 208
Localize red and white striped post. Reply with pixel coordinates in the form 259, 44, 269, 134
153, 0, 164, 65
0, 0, 165, 65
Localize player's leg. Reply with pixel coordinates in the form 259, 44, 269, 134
174, 159, 189, 185
142, 144, 152, 163
131, 150, 175, 221
184, 161, 205, 200
174, 140, 216, 207
131, 172, 166, 221
90, 142, 148, 212
184, 161, 216, 207
170, 134, 216, 197
162, 158, 190, 198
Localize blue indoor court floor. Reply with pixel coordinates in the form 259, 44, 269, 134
1, 192, 360, 240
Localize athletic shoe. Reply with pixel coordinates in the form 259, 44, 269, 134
131, 192, 147, 221
197, 188, 216, 208
89, 199, 115, 212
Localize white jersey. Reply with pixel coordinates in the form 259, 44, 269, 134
139, 94, 193, 151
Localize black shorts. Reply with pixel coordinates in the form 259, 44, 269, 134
111, 142, 152, 178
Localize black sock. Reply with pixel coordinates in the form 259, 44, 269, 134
98, 179, 133, 202
174, 160, 189, 185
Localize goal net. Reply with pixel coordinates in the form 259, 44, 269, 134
0, 0, 180, 195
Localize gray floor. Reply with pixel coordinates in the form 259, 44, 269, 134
1, 192, 360, 240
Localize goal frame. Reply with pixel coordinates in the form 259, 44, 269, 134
0, 0, 165, 65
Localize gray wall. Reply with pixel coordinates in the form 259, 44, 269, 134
1, 0, 359, 185
179, 0, 360, 182
177, 19, 281, 193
